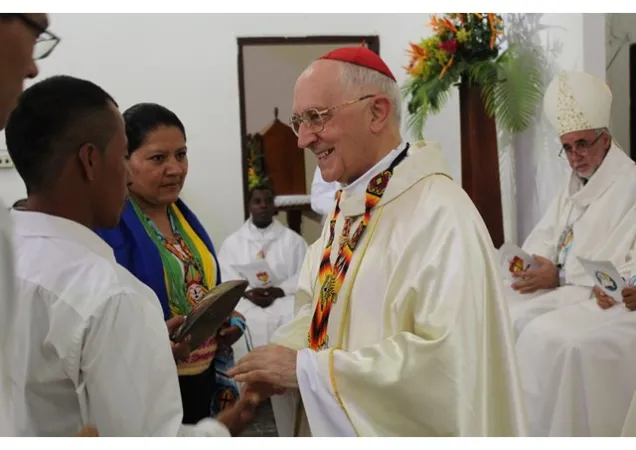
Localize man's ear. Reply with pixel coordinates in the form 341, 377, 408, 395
78, 143, 99, 182
369, 95, 392, 133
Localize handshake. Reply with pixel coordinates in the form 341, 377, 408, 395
218, 344, 298, 435
214, 381, 286, 436
74, 344, 295, 437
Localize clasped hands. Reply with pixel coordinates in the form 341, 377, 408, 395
511, 255, 559, 294
244, 287, 285, 308
228, 345, 299, 400
214, 345, 299, 435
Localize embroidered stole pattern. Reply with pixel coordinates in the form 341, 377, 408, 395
308, 145, 409, 350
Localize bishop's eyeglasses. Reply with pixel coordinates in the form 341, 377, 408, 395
289, 94, 376, 137
558, 133, 604, 159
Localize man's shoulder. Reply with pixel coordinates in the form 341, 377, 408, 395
407, 173, 476, 214
385, 174, 491, 243
14, 235, 155, 314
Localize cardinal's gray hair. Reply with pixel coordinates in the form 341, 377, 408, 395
337, 62, 402, 127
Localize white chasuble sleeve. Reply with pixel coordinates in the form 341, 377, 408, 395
296, 349, 355, 436
521, 192, 563, 261
271, 239, 324, 349
270, 240, 324, 436
303, 185, 527, 436
278, 234, 309, 296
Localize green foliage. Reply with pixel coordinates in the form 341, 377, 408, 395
403, 14, 545, 138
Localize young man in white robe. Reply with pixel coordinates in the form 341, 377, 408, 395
218, 184, 308, 361
227, 45, 528, 437
505, 71, 636, 436
5, 75, 260, 437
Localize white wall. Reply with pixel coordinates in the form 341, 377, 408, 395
605, 13, 636, 153
0, 13, 607, 248
0, 13, 461, 246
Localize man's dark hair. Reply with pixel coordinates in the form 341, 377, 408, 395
123, 103, 186, 155
248, 183, 274, 203
5, 75, 118, 194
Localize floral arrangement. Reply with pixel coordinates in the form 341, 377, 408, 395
246, 133, 269, 190
403, 13, 544, 138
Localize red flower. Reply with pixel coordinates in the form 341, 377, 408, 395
439, 39, 459, 54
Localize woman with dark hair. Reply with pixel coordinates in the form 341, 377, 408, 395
95, 103, 245, 425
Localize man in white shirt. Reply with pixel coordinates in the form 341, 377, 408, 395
0, 12, 53, 437
5, 74, 260, 436
219, 184, 308, 361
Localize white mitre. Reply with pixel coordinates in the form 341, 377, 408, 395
543, 70, 612, 136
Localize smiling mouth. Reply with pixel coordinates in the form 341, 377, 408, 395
316, 148, 334, 160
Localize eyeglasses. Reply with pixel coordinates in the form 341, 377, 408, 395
11, 14, 61, 60
289, 94, 376, 137
558, 133, 604, 159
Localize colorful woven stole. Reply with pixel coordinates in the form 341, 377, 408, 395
131, 200, 240, 416
308, 144, 409, 351
131, 201, 218, 375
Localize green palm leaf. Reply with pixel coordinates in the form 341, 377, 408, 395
491, 46, 544, 133
465, 45, 544, 133
403, 71, 460, 139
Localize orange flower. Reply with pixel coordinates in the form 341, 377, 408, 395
429, 16, 440, 32
407, 42, 427, 60
441, 18, 457, 33
405, 43, 428, 77
487, 13, 503, 49
438, 55, 455, 80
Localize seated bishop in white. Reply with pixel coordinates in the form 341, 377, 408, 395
506, 71, 636, 436
218, 185, 308, 361
505, 70, 636, 339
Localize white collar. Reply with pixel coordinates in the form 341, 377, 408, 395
10, 210, 115, 261
568, 143, 635, 206
340, 141, 407, 199
242, 217, 284, 242
248, 217, 273, 235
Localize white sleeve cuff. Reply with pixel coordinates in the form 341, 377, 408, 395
296, 348, 356, 437
177, 419, 231, 437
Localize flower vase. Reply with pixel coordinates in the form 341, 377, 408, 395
458, 77, 504, 248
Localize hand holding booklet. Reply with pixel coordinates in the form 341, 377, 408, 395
498, 243, 540, 277
577, 257, 625, 302
171, 279, 248, 349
